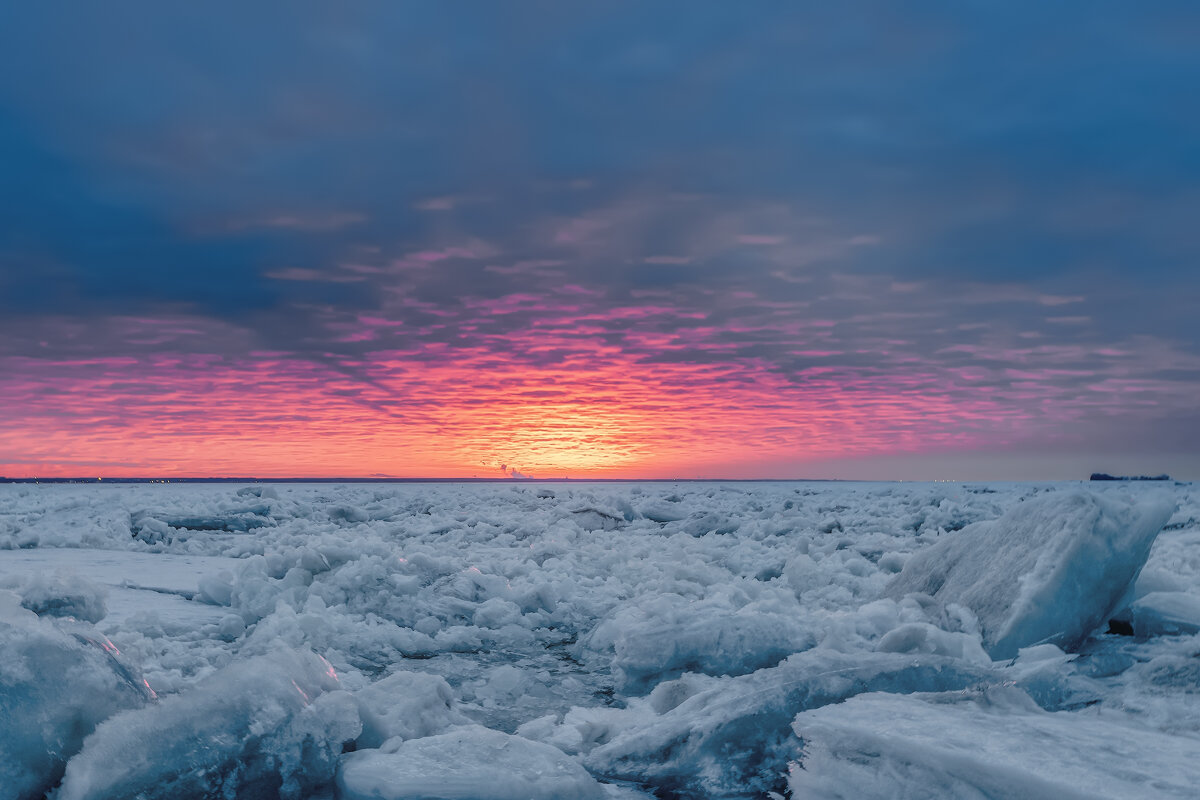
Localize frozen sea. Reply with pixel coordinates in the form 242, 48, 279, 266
1, 479, 1198, 799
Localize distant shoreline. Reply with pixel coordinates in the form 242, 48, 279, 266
0, 476, 849, 484
4, 477, 1187, 485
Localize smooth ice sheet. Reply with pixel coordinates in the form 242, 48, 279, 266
791, 687, 1200, 799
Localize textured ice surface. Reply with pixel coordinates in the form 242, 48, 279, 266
790, 686, 1200, 799
338, 725, 606, 800
0, 570, 108, 622
0, 591, 151, 800
580, 589, 816, 692
1130, 591, 1200, 637
353, 669, 469, 748
884, 490, 1175, 658
0, 480, 1195, 799
56, 648, 359, 800
575, 649, 994, 798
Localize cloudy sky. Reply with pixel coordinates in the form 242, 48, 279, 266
2, 2, 1198, 479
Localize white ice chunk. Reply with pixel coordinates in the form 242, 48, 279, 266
582, 593, 814, 692
0, 571, 108, 622
56, 648, 360, 800
337, 725, 605, 800
874, 622, 991, 664
637, 501, 686, 523
1132, 566, 1186, 598
196, 569, 235, 606
884, 491, 1174, 658
791, 686, 1200, 799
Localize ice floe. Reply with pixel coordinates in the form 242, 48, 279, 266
0, 480, 1195, 798
790, 685, 1200, 799
884, 490, 1175, 658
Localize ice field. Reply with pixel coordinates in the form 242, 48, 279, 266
2, 480, 1199, 799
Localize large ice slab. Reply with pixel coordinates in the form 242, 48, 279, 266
561, 649, 994, 798
884, 491, 1175, 658
0, 547, 239, 597
0, 548, 239, 629
337, 725, 605, 800
1129, 591, 1200, 637
0, 570, 108, 623
790, 686, 1200, 799
0, 592, 151, 800
55, 648, 359, 800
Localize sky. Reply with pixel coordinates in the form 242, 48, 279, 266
1, 2, 1199, 480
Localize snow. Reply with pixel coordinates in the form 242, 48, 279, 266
0, 480, 1195, 798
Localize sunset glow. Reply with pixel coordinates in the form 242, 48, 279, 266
2, 288, 1193, 478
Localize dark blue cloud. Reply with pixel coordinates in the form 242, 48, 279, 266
0, 4, 1192, 281
1, 1, 1198, 442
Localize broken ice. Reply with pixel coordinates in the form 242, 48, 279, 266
0, 480, 1195, 798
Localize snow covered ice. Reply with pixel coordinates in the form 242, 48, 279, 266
790, 684, 1200, 800
337, 725, 607, 800
0, 479, 1197, 799
0, 591, 153, 800
55, 648, 358, 800
883, 490, 1175, 659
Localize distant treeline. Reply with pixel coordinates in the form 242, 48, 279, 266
1089, 473, 1171, 481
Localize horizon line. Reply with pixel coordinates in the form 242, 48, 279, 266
0, 475, 1180, 485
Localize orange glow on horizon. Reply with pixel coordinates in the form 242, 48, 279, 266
0, 342, 1051, 479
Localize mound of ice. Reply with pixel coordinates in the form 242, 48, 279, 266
790, 686, 1200, 799
875, 622, 991, 664
582, 591, 814, 692
884, 491, 1174, 659
353, 670, 469, 748
337, 725, 605, 800
56, 648, 360, 800
568, 649, 994, 798
0, 571, 108, 622
0, 591, 150, 800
